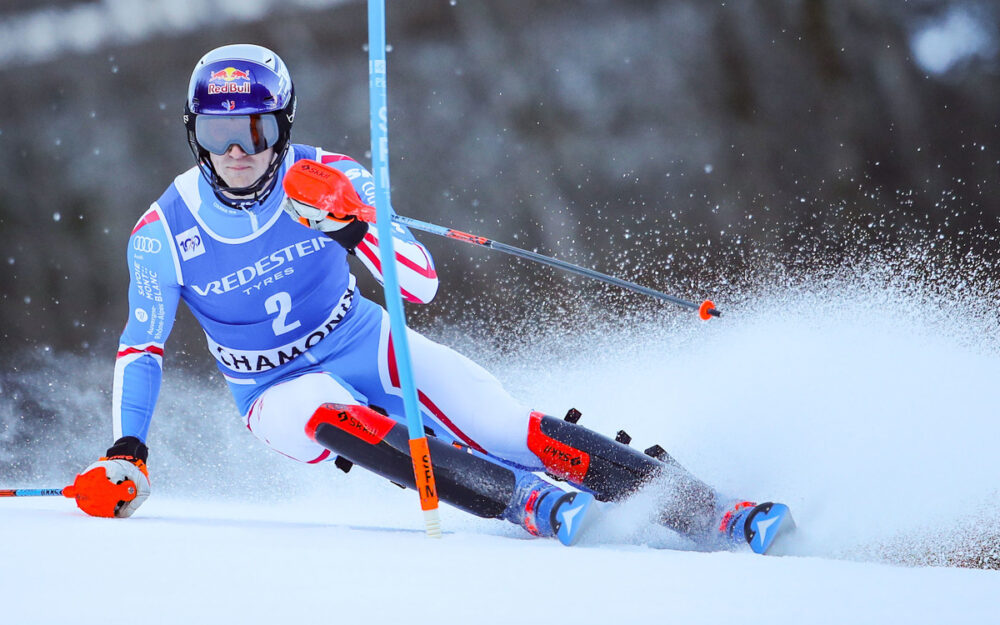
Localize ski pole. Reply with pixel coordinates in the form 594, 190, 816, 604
285, 159, 720, 320
367, 0, 441, 537
3, 471, 139, 518
0, 487, 71, 498
390, 215, 720, 320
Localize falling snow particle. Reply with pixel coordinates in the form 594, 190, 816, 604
910, 8, 999, 75
53, 212, 61, 222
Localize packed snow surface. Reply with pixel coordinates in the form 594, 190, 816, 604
3, 264, 999, 623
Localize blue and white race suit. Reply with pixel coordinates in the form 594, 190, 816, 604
115, 145, 541, 468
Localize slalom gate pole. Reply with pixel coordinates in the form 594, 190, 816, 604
367, 0, 441, 537
391, 215, 721, 320
0, 488, 69, 498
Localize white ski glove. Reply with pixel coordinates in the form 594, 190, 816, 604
282, 195, 369, 249
282, 196, 356, 233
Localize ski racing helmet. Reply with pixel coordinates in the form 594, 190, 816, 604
184, 44, 297, 198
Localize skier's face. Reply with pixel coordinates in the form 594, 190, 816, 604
209, 145, 275, 196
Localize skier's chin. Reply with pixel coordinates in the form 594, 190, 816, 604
219, 172, 271, 198
222, 170, 257, 187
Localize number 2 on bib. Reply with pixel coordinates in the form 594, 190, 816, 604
265, 291, 301, 335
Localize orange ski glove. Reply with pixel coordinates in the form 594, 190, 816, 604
68, 436, 150, 518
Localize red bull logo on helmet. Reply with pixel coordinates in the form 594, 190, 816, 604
207, 67, 252, 95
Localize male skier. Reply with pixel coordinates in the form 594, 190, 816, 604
73, 44, 792, 552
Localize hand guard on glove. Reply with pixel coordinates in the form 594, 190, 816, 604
71, 436, 151, 518
282, 195, 369, 249
281, 160, 374, 250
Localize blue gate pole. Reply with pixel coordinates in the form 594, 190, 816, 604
367, 0, 441, 537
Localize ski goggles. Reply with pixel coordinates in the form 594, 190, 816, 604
194, 113, 280, 156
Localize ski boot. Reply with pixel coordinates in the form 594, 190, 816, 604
503, 473, 597, 546
719, 500, 795, 554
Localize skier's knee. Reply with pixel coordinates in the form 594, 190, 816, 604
246, 372, 360, 462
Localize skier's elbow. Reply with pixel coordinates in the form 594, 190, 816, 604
402, 274, 439, 304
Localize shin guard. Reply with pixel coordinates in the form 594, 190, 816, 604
526, 411, 719, 536
526, 411, 663, 501
306, 403, 515, 519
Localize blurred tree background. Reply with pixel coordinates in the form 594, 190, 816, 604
1, 0, 998, 358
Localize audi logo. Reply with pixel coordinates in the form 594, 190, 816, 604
178, 235, 202, 252
132, 236, 162, 254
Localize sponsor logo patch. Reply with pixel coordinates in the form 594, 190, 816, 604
325, 406, 395, 445
175, 226, 205, 261
191, 236, 330, 296
208, 67, 252, 94
132, 236, 162, 254
526, 412, 591, 483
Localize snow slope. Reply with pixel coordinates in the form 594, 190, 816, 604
3, 262, 1000, 623
2, 496, 997, 624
